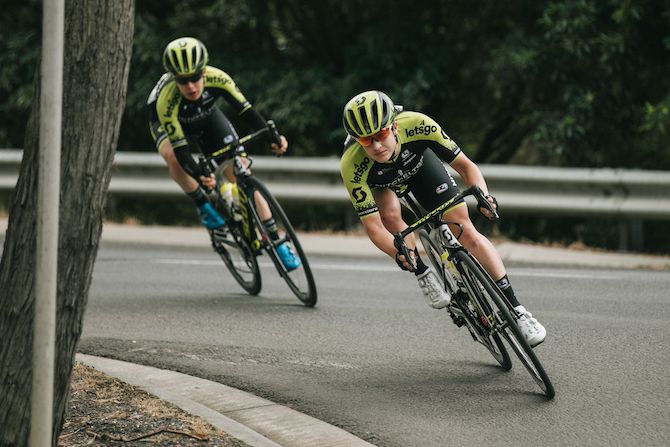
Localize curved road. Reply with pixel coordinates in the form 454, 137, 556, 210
80, 243, 670, 447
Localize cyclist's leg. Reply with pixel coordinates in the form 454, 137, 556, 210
446, 207, 546, 344
151, 120, 225, 228
222, 153, 299, 268
409, 150, 545, 343
442, 206, 506, 279
221, 158, 272, 221
404, 149, 504, 278
195, 107, 273, 222
150, 110, 200, 193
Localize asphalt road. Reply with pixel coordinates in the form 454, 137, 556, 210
78, 242, 670, 447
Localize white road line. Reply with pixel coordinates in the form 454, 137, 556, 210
507, 270, 619, 280
151, 258, 397, 272
150, 259, 623, 278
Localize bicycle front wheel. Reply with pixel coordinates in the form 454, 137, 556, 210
419, 229, 511, 370
210, 225, 262, 295
455, 251, 555, 398
247, 177, 317, 307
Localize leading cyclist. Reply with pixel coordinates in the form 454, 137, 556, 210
148, 36, 299, 270
340, 90, 546, 346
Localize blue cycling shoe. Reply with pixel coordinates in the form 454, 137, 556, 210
276, 242, 301, 271
198, 202, 226, 229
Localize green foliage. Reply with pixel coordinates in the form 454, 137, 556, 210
3, 0, 669, 168
2, 0, 669, 251
0, 1, 40, 147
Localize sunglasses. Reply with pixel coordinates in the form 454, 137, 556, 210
355, 126, 393, 147
175, 72, 203, 85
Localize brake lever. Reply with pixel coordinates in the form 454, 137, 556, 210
267, 120, 283, 158
471, 185, 500, 220
393, 233, 417, 271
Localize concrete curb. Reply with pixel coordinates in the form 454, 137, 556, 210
77, 354, 376, 447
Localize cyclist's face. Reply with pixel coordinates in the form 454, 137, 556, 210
176, 74, 204, 101
361, 122, 398, 163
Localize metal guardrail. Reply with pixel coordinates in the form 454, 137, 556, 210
1, 149, 669, 219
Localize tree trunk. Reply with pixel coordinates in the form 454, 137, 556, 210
0, 1, 134, 445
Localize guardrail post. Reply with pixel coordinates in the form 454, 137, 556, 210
618, 219, 645, 252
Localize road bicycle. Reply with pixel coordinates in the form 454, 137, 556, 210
394, 185, 555, 398
198, 121, 317, 307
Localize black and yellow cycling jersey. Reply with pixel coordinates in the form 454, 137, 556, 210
340, 111, 463, 218
149, 65, 269, 179
147, 73, 172, 150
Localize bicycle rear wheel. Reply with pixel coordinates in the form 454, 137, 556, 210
418, 229, 511, 370
455, 251, 555, 398
210, 225, 262, 295
247, 177, 317, 307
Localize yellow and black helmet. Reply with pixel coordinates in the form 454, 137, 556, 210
342, 90, 397, 138
162, 37, 209, 77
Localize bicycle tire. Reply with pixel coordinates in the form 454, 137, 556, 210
247, 177, 317, 307
419, 230, 511, 370
455, 250, 555, 398
210, 224, 262, 296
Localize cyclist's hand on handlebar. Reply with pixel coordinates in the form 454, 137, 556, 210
395, 248, 418, 272
200, 173, 216, 191
270, 135, 288, 157
478, 194, 499, 220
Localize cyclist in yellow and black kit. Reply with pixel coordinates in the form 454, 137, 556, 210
148, 37, 299, 269
340, 90, 546, 346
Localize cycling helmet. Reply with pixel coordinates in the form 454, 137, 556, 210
342, 90, 397, 138
162, 37, 209, 76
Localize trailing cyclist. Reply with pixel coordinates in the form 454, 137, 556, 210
340, 90, 546, 346
148, 36, 299, 270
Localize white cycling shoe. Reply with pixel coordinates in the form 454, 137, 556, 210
514, 305, 547, 347
417, 269, 451, 309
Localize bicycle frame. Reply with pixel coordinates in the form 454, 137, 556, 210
200, 121, 279, 246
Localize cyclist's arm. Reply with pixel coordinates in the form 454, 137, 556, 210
208, 67, 286, 153
207, 67, 274, 137
450, 153, 498, 217
155, 86, 207, 183
360, 213, 397, 258
450, 153, 490, 196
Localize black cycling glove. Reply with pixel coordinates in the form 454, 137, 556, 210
395, 247, 418, 272
477, 194, 499, 219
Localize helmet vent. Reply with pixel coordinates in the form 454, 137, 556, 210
359, 107, 371, 134
370, 99, 379, 130
346, 110, 363, 136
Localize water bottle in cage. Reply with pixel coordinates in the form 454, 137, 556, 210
220, 182, 243, 221
220, 182, 234, 208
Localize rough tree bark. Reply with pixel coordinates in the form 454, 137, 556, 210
0, 1, 135, 445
